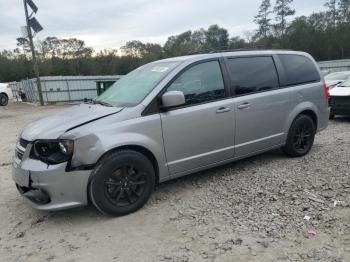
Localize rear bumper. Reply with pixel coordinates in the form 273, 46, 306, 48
12, 155, 91, 211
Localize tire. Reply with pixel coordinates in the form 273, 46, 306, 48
0, 93, 8, 106
89, 150, 156, 216
329, 109, 335, 120
283, 114, 316, 157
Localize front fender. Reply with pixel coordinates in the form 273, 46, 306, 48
64, 113, 169, 180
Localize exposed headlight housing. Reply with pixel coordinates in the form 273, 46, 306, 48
33, 140, 74, 164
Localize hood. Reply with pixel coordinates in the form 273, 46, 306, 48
330, 86, 350, 97
21, 103, 123, 141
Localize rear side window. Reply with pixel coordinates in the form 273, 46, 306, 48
279, 54, 320, 86
227, 57, 279, 95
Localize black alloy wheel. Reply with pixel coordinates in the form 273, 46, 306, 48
283, 114, 316, 157
292, 122, 313, 153
104, 165, 148, 207
89, 150, 155, 216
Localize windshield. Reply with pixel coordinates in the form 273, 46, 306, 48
96, 61, 180, 107
325, 72, 350, 81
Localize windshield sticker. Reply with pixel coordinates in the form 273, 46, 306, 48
151, 66, 169, 73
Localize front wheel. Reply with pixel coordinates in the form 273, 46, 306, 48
283, 114, 316, 157
0, 93, 8, 106
89, 150, 156, 216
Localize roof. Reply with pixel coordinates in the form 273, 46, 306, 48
155, 50, 310, 64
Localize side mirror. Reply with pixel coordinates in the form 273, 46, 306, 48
161, 91, 185, 109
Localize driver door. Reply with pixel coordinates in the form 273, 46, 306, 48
160, 60, 236, 175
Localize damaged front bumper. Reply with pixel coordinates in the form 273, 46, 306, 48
12, 144, 91, 211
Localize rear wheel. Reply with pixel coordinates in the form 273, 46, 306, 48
0, 93, 8, 106
329, 109, 335, 120
89, 150, 155, 216
283, 114, 316, 157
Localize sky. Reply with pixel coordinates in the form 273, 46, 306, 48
0, 0, 326, 51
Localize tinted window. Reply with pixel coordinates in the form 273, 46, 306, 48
227, 57, 279, 95
279, 54, 320, 86
167, 61, 225, 106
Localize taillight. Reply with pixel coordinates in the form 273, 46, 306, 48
325, 83, 330, 101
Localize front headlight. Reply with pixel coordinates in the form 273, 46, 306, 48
33, 140, 74, 164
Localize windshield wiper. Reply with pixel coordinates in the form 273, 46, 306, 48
93, 100, 114, 107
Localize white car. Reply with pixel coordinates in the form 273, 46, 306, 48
0, 83, 12, 106
325, 71, 350, 89
329, 78, 350, 119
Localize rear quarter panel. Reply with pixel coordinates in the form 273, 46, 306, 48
275, 52, 329, 135
285, 81, 329, 134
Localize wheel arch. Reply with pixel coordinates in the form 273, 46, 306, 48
95, 145, 160, 185
298, 109, 318, 129
285, 103, 319, 135
0, 92, 9, 98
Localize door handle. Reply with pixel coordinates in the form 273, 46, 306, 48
237, 103, 251, 110
216, 107, 232, 114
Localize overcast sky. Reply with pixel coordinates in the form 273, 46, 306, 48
0, 0, 326, 51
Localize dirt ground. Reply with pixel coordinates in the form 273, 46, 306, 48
0, 101, 350, 262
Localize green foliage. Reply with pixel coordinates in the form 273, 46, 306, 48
274, 0, 295, 40
163, 30, 201, 56
255, 0, 272, 42
204, 25, 229, 49
338, 0, 350, 23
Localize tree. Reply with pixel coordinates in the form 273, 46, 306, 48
228, 36, 249, 49
338, 0, 350, 23
255, 0, 272, 46
243, 30, 256, 44
60, 38, 93, 58
163, 25, 229, 56
325, 0, 338, 27
285, 16, 315, 56
163, 30, 194, 56
121, 40, 146, 57
191, 29, 206, 52
274, 0, 295, 42
121, 41, 163, 62
204, 25, 229, 49
16, 37, 31, 55
37, 37, 92, 59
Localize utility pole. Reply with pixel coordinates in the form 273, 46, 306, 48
23, 0, 44, 105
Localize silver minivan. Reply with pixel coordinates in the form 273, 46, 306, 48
12, 50, 330, 216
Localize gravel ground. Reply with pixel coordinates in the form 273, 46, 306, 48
0, 101, 350, 262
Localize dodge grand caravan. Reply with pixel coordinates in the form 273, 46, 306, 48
12, 50, 330, 216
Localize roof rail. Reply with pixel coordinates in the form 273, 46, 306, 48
187, 47, 293, 55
